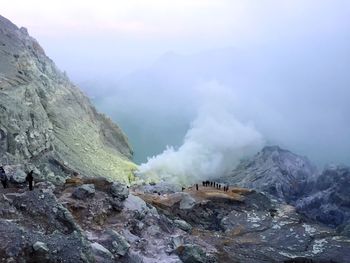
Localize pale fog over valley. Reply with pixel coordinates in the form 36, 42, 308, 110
1, 1, 350, 262
4, 0, 350, 169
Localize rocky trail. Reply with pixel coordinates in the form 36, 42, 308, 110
134, 183, 350, 262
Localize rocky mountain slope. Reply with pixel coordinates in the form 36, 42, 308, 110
219, 146, 318, 203
1, 177, 350, 263
135, 184, 350, 262
1, 14, 349, 263
0, 15, 135, 183
296, 165, 350, 229
219, 146, 350, 232
0, 176, 218, 263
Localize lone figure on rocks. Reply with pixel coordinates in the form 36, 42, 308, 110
0, 166, 8, 189
26, 170, 34, 191
196, 184, 199, 191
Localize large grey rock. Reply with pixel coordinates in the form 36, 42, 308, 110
175, 244, 212, 263
174, 219, 192, 232
124, 194, 157, 215
94, 229, 130, 257
91, 242, 113, 259
179, 193, 196, 210
109, 230, 130, 256
171, 235, 184, 249
33, 241, 49, 253
11, 169, 27, 184
72, 184, 95, 200
110, 182, 129, 201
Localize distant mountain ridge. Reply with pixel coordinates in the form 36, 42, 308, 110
0, 15, 135, 183
220, 145, 350, 229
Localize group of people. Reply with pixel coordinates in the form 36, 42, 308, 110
201, 180, 229, 192
0, 166, 34, 191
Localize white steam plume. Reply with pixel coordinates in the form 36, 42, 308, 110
137, 81, 264, 185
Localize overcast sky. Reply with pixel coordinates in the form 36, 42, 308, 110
3, 1, 349, 77
2, 1, 350, 167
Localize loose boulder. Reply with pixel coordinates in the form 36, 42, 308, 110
176, 244, 213, 263
174, 219, 192, 232
91, 242, 114, 260
11, 169, 27, 184
110, 231, 130, 256
72, 184, 95, 200
33, 241, 49, 253
110, 182, 129, 201
179, 193, 196, 210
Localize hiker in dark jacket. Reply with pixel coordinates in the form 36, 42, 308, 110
0, 166, 8, 189
26, 170, 34, 191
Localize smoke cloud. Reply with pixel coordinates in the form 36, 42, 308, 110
137, 82, 263, 184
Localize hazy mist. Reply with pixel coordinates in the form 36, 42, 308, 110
3, 1, 350, 172
138, 82, 263, 184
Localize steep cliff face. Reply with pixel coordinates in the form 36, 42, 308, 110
0, 15, 135, 183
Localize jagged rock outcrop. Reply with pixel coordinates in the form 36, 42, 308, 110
0, 176, 213, 263
0, 15, 135, 183
0, 183, 94, 262
219, 146, 318, 203
296, 165, 350, 229
58, 177, 216, 262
